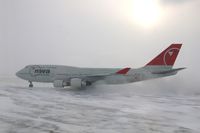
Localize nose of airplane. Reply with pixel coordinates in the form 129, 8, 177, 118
16, 70, 21, 78
16, 69, 25, 78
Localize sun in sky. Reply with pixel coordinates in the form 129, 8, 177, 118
131, 0, 163, 28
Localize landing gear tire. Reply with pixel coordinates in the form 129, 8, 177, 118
29, 81, 33, 88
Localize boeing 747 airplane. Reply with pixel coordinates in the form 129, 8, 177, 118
16, 44, 185, 88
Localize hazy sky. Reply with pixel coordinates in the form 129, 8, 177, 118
0, 0, 199, 88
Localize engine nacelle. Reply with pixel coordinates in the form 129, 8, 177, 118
53, 80, 67, 87
70, 78, 87, 88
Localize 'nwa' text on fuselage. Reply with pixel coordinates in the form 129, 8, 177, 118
34, 69, 50, 74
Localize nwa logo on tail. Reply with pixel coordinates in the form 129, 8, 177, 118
146, 44, 182, 66
164, 47, 180, 66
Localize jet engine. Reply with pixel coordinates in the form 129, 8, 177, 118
53, 80, 69, 87
70, 78, 87, 88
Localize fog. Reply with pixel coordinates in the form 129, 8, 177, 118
0, 0, 199, 90
0, 1, 200, 132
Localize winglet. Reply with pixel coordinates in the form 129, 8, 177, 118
116, 68, 131, 74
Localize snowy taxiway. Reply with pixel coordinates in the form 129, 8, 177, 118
0, 77, 200, 133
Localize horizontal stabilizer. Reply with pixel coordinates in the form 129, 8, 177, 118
151, 67, 186, 74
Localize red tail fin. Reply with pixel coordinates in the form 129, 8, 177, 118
146, 44, 182, 66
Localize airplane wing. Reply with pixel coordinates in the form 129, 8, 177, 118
71, 67, 131, 83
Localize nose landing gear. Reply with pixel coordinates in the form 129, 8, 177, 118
29, 81, 33, 88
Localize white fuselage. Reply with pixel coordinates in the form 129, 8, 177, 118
16, 65, 176, 88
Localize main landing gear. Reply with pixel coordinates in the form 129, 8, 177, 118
29, 81, 33, 88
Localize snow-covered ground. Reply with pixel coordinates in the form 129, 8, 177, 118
0, 77, 200, 133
